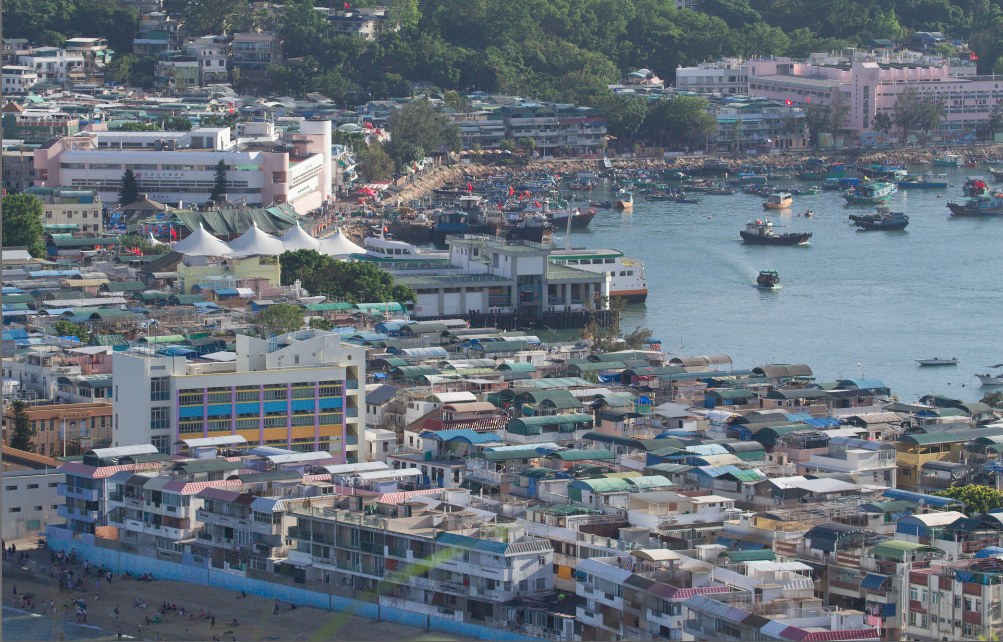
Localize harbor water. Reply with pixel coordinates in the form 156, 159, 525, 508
558, 165, 1003, 403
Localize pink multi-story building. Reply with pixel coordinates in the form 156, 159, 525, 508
748, 58, 1002, 140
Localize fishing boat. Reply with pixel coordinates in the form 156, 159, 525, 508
740, 219, 812, 245
756, 270, 781, 289
549, 208, 597, 229
917, 357, 959, 366
947, 177, 1003, 216
614, 190, 633, 209
978, 373, 1003, 385
504, 214, 555, 244
706, 187, 736, 195
849, 207, 909, 231
859, 163, 906, 180
934, 153, 966, 167
763, 192, 793, 209
898, 172, 949, 189
992, 170, 1003, 180
843, 181, 898, 204
800, 160, 847, 181
822, 177, 843, 190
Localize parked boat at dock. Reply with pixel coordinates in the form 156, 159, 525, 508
740, 220, 812, 245
800, 160, 847, 181
898, 172, 948, 189
550, 248, 647, 302
934, 153, 966, 167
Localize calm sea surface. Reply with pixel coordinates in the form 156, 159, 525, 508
554, 164, 1003, 404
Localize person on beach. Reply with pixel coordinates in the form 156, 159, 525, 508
117, 625, 122, 639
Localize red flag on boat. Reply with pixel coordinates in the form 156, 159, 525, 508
170, 224, 177, 239
467, 182, 473, 192
523, 191, 530, 198
364, 121, 374, 129
534, 201, 541, 207
508, 186, 514, 196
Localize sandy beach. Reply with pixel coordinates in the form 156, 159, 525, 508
2, 541, 464, 642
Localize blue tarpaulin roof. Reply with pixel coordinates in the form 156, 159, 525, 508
804, 417, 842, 428
975, 547, 1003, 558
419, 429, 501, 444
881, 488, 964, 507
213, 288, 238, 295
860, 573, 889, 590
715, 536, 737, 548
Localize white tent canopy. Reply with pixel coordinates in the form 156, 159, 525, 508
319, 229, 364, 256
171, 223, 232, 256
226, 222, 285, 256
280, 222, 321, 252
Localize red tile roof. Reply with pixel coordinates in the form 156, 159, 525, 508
376, 488, 445, 505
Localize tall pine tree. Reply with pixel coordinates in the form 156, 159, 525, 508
210, 159, 228, 203
8, 401, 36, 453
119, 168, 139, 206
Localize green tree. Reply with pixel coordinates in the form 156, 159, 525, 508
387, 98, 461, 155
358, 143, 395, 181
988, 103, 1003, 140
804, 102, 830, 148
162, 115, 192, 131
383, 139, 426, 173
519, 137, 536, 155
583, 295, 653, 352
499, 139, 518, 153
934, 486, 1003, 516
8, 401, 36, 453
829, 91, 850, 136
873, 111, 893, 136
120, 234, 171, 255
210, 159, 228, 202
309, 317, 333, 331
53, 320, 90, 342
111, 122, 156, 131
892, 87, 922, 143
279, 249, 416, 303
983, 390, 1003, 408
255, 303, 305, 336
37, 29, 67, 47
2, 192, 47, 258
168, 0, 242, 36
442, 90, 471, 113
119, 168, 140, 206
645, 96, 718, 146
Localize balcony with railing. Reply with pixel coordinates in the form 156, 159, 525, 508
58, 483, 99, 502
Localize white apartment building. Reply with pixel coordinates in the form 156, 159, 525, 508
16, 47, 86, 85
27, 187, 104, 234
675, 57, 749, 94
33, 120, 332, 213
798, 436, 897, 487
112, 330, 366, 461
2, 65, 39, 93
2, 468, 64, 540
184, 36, 229, 86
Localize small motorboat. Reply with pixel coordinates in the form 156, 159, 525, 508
756, 270, 781, 289
917, 357, 959, 366
978, 373, 1003, 386
763, 192, 793, 209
